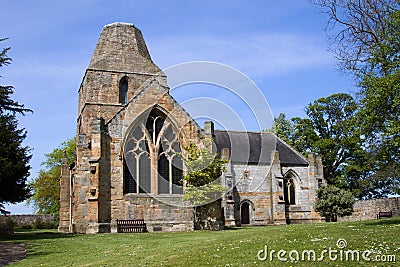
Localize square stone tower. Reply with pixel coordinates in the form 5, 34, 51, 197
60, 23, 201, 233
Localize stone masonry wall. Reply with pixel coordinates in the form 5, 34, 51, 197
122, 195, 194, 232
338, 197, 400, 222
70, 23, 203, 233
0, 214, 56, 228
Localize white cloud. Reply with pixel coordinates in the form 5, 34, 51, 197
149, 32, 332, 77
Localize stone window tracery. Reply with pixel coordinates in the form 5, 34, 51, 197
123, 109, 183, 194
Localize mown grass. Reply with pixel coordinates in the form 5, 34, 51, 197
1, 217, 399, 266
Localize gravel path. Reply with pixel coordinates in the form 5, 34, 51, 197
0, 243, 26, 266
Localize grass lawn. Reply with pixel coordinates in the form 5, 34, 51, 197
1, 217, 399, 266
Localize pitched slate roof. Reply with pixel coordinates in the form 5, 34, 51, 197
213, 130, 308, 166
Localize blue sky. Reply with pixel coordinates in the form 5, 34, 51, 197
1, 0, 357, 214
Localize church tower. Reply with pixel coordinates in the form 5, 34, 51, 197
61, 22, 201, 233
59, 22, 325, 234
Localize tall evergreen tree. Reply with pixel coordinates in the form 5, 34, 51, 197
0, 38, 32, 214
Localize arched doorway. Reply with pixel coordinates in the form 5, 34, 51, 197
241, 202, 250, 225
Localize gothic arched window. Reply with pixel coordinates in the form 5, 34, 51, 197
123, 108, 183, 195
284, 177, 296, 205
119, 78, 128, 104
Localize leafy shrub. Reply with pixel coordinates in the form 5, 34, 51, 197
315, 185, 355, 222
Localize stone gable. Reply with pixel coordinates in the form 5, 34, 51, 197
59, 22, 325, 234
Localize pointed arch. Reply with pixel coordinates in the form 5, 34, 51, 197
123, 106, 183, 195
240, 200, 255, 225
283, 169, 303, 188
119, 77, 129, 104
283, 170, 299, 205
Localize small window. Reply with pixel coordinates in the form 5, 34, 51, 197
119, 78, 128, 104
77, 133, 86, 146
284, 178, 295, 205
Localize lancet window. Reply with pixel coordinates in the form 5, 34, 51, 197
119, 78, 128, 104
284, 176, 296, 205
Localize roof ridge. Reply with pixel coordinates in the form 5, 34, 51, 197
214, 129, 274, 135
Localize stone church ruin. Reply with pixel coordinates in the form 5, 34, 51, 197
59, 22, 325, 233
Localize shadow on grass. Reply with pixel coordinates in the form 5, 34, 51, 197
223, 227, 244, 231
0, 230, 76, 242
0, 230, 75, 265
363, 216, 400, 226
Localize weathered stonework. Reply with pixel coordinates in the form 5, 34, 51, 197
59, 22, 325, 233
58, 162, 71, 232
338, 197, 400, 222
222, 150, 325, 226
0, 214, 56, 228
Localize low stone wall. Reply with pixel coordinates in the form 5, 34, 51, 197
338, 197, 400, 222
0, 214, 56, 228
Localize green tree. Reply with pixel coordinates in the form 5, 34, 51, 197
358, 10, 400, 195
341, 146, 380, 199
311, 1, 400, 196
180, 137, 226, 230
315, 185, 355, 222
268, 113, 316, 155
0, 38, 32, 214
181, 138, 226, 205
292, 93, 363, 186
270, 107, 389, 198
29, 138, 76, 215
269, 113, 295, 145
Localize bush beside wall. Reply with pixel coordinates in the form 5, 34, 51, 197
0, 214, 57, 229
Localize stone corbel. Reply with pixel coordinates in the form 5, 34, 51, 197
88, 157, 100, 164
87, 187, 98, 201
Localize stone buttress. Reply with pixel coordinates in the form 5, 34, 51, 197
63, 23, 201, 233
59, 22, 326, 233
